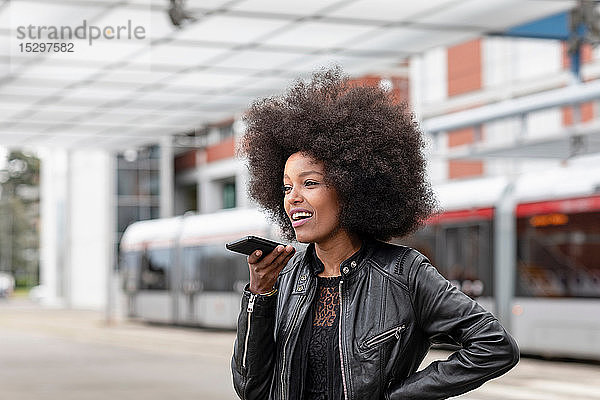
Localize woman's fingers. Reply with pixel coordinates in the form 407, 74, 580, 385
248, 245, 295, 279
279, 248, 296, 267
259, 245, 286, 265
269, 245, 295, 270
248, 245, 295, 294
247, 249, 264, 264
248, 245, 294, 266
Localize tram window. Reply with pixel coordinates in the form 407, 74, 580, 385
517, 211, 600, 298
400, 221, 493, 298
139, 248, 171, 290
183, 245, 249, 292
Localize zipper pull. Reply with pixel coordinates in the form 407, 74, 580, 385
247, 293, 257, 313
394, 325, 405, 340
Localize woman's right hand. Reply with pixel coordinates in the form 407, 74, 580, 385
247, 245, 295, 294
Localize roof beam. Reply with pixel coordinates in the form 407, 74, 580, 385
422, 80, 600, 133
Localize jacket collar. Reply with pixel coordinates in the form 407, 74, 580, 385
292, 239, 379, 294
304, 238, 375, 278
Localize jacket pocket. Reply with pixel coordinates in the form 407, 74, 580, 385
360, 324, 406, 351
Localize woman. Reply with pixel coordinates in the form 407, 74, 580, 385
231, 68, 519, 400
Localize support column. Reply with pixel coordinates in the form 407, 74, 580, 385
105, 152, 118, 324
236, 165, 249, 209
41, 149, 114, 310
39, 148, 67, 307
160, 136, 174, 218
195, 149, 205, 214
494, 180, 517, 331
63, 149, 72, 308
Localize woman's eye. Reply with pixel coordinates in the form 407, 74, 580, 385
282, 181, 318, 194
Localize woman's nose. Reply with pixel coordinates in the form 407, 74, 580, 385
286, 187, 303, 204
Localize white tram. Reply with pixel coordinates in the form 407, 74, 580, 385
120, 208, 285, 329
401, 163, 600, 361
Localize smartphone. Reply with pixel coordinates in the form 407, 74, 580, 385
226, 236, 285, 261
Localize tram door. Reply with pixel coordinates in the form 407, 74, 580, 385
135, 246, 173, 323
180, 246, 202, 324
120, 250, 140, 317
180, 244, 249, 328
437, 222, 493, 301
403, 219, 494, 311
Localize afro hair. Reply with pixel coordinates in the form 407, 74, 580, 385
238, 67, 437, 242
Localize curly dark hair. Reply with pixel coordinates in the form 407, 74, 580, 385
238, 67, 437, 242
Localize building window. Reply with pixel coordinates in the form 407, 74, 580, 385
223, 181, 236, 209
118, 206, 139, 233
175, 183, 197, 215
118, 169, 138, 196
116, 145, 162, 269
219, 123, 234, 140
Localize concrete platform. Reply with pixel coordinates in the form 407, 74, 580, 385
1, 299, 599, 399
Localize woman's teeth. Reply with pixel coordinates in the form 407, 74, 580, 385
292, 212, 312, 220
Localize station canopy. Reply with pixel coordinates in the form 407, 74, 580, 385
0, 0, 575, 150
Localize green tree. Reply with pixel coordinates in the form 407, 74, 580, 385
0, 150, 40, 288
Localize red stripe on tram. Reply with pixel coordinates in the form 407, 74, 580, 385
426, 207, 494, 224
516, 195, 600, 217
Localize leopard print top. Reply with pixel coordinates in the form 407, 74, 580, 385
304, 275, 342, 400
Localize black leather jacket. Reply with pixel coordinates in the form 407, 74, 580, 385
231, 239, 519, 400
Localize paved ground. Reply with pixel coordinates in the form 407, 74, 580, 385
1, 299, 599, 400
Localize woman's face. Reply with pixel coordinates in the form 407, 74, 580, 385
283, 152, 341, 244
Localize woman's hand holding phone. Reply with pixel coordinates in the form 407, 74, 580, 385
247, 244, 295, 294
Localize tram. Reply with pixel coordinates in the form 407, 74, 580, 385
120, 208, 286, 328
120, 164, 600, 359
401, 164, 600, 360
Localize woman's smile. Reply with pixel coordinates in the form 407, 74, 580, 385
290, 207, 314, 227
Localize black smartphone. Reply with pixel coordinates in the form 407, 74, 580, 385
226, 236, 285, 260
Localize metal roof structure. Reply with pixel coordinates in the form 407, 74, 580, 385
424, 78, 600, 160
446, 122, 600, 160
0, 0, 575, 149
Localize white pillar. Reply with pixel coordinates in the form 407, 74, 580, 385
160, 136, 174, 218
63, 149, 73, 308
69, 150, 112, 309
236, 164, 249, 209
233, 116, 249, 210
40, 148, 114, 310
195, 149, 205, 213
39, 148, 68, 307
105, 152, 118, 323
199, 177, 218, 213
494, 180, 517, 330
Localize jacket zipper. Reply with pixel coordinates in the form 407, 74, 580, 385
281, 295, 307, 400
364, 324, 406, 348
339, 279, 349, 400
242, 293, 257, 369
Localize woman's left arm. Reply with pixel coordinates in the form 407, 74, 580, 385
386, 261, 519, 400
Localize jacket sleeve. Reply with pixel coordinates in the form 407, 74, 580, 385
231, 286, 277, 400
387, 261, 520, 400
